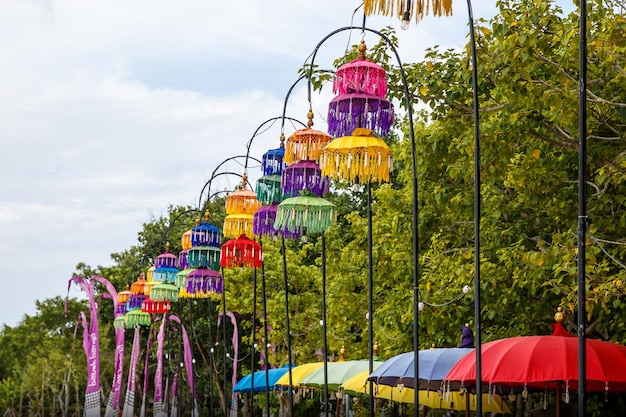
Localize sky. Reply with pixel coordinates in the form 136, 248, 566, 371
0, 0, 507, 327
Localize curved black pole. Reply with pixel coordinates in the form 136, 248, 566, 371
197, 156, 261, 210
243, 116, 307, 172
305, 25, 418, 413
577, 0, 588, 415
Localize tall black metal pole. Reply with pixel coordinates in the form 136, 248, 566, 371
206, 297, 215, 417
466, 0, 482, 414
281, 237, 295, 417
321, 232, 329, 417
367, 182, 375, 417
221, 267, 229, 417
250, 268, 258, 415
577, 0, 588, 415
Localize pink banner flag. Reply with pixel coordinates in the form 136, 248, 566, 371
67, 276, 100, 417
122, 326, 142, 417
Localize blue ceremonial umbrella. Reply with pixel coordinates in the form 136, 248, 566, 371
232, 366, 291, 393
367, 348, 474, 390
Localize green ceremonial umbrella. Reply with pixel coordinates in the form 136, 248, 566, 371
274, 192, 337, 235
299, 360, 384, 392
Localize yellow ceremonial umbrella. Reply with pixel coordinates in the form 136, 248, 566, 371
341, 370, 413, 403
274, 362, 325, 388
320, 128, 392, 184
340, 370, 512, 414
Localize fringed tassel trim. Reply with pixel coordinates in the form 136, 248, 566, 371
320, 150, 392, 183
334, 62, 388, 97
328, 96, 394, 138
284, 130, 333, 164
274, 204, 337, 234
363, 0, 453, 23
223, 216, 254, 239
191, 229, 221, 247
225, 196, 261, 215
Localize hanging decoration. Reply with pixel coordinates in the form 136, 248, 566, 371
362, 0, 453, 24
127, 293, 148, 311
283, 110, 333, 164
115, 288, 130, 318
179, 210, 224, 298
281, 159, 330, 198
177, 224, 195, 295
220, 234, 263, 269
333, 48, 388, 97
191, 212, 221, 247
223, 174, 261, 239
141, 298, 172, 314
262, 139, 287, 175
256, 135, 287, 205
255, 174, 283, 205
130, 273, 147, 296
327, 40, 394, 138
328, 93, 394, 138
274, 192, 337, 235
152, 242, 179, 284
320, 127, 392, 183
187, 244, 221, 271
150, 283, 180, 303
254, 131, 301, 238
185, 268, 223, 298
124, 309, 151, 328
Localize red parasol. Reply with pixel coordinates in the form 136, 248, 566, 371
444, 335, 626, 393
220, 233, 263, 269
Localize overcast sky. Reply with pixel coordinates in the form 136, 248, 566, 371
0, 0, 509, 327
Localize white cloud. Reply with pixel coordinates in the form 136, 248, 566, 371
0, 0, 512, 326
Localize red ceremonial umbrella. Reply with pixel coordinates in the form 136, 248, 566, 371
444, 335, 626, 416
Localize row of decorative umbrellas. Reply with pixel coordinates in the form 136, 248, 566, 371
231, 350, 510, 414
231, 331, 626, 416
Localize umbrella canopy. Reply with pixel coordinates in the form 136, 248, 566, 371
367, 348, 473, 390
320, 128, 392, 184
444, 335, 626, 392
341, 370, 413, 403
220, 234, 263, 269
299, 360, 384, 392
232, 367, 290, 393
281, 160, 329, 198
275, 362, 325, 388
333, 42, 388, 98
274, 194, 337, 235
283, 126, 333, 165
341, 370, 512, 413
327, 93, 394, 138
